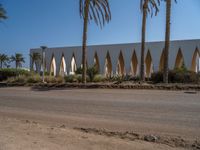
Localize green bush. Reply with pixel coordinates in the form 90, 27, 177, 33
93, 75, 106, 82
151, 72, 163, 83
27, 75, 42, 83
87, 67, 98, 81
64, 74, 90, 83
64, 75, 78, 83
151, 70, 199, 83
130, 76, 141, 81
108, 75, 134, 82
75, 74, 83, 82
75, 67, 83, 74
56, 76, 65, 83
0, 68, 30, 81
6, 75, 26, 84
109, 75, 123, 82
75, 66, 98, 82
45, 76, 64, 83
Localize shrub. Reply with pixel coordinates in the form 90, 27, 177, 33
109, 75, 123, 82
6, 75, 26, 84
75, 66, 98, 82
75, 74, 83, 82
0, 68, 30, 81
6, 77, 16, 83
130, 76, 141, 82
108, 75, 133, 82
151, 70, 199, 83
87, 67, 98, 81
151, 72, 163, 83
45, 76, 57, 83
93, 75, 106, 82
75, 67, 83, 74
44, 76, 65, 83
64, 74, 90, 83
56, 76, 65, 83
64, 75, 78, 83
123, 75, 132, 81
27, 75, 42, 83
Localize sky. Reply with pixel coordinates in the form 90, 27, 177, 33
0, 0, 200, 68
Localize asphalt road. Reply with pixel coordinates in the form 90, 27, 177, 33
0, 87, 199, 139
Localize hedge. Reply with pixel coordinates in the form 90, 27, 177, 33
0, 68, 30, 81
151, 70, 200, 84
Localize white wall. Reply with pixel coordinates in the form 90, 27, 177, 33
30, 39, 200, 77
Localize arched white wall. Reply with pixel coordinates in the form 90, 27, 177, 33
30, 39, 200, 76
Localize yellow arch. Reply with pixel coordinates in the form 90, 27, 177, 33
116, 51, 125, 76
159, 49, 165, 72
70, 53, 77, 75
94, 52, 100, 73
59, 54, 66, 76
50, 54, 56, 76
145, 50, 153, 78
131, 50, 138, 76
105, 52, 112, 77
191, 48, 200, 72
174, 48, 184, 69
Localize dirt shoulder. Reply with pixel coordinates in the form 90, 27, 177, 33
0, 116, 189, 150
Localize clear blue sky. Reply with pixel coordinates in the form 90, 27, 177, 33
0, 0, 200, 67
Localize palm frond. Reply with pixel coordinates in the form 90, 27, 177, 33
140, 0, 160, 17
0, 4, 7, 20
79, 0, 111, 28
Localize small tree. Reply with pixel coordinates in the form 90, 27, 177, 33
140, 0, 160, 82
0, 54, 9, 68
0, 4, 7, 21
79, 0, 111, 83
10, 53, 25, 69
29, 52, 41, 72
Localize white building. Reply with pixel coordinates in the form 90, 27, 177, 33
30, 39, 200, 77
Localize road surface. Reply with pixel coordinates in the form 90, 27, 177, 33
0, 87, 199, 140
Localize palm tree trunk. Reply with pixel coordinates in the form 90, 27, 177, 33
16, 61, 18, 69
0, 61, 2, 69
82, 0, 90, 84
140, 0, 148, 82
163, 0, 171, 83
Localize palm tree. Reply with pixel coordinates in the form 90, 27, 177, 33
0, 4, 7, 21
79, 0, 111, 83
163, 0, 176, 83
0, 54, 9, 68
140, 0, 160, 82
29, 52, 41, 71
10, 53, 25, 69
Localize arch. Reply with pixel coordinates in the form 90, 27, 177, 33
94, 52, 100, 73
69, 53, 77, 75
159, 49, 165, 72
105, 51, 112, 77
191, 47, 200, 72
59, 54, 67, 76
33, 61, 37, 72
116, 51, 125, 76
174, 48, 184, 69
131, 50, 138, 76
145, 50, 153, 78
50, 54, 56, 76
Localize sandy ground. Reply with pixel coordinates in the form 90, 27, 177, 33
0, 87, 200, 149
0, 116, 185, 150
